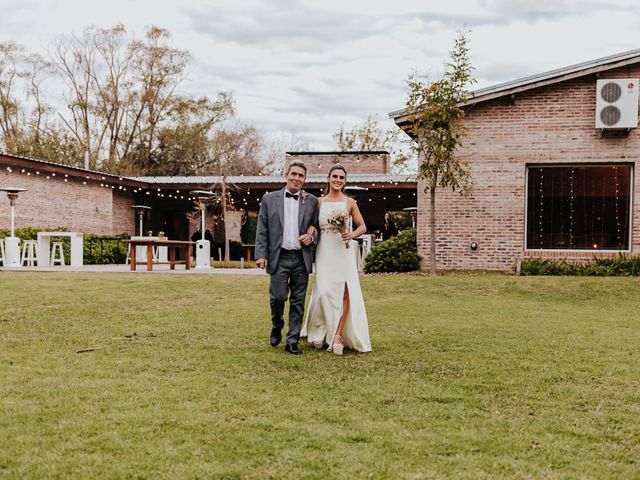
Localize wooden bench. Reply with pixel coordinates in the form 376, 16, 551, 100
125, 239, 194, 271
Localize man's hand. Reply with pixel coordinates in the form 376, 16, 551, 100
256, 258, 268, 269
299, 233, 313, 246
306, 225, 317, 236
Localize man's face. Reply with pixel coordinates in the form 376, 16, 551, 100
286, 165, 306, 193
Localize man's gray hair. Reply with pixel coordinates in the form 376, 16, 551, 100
286, 160, 307, 175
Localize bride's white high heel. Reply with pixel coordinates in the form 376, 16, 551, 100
311, 340, 324, 350
332, 335, 344, 355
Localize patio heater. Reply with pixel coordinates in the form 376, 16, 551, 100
1, 187, 27, 268
189, 190, 215, 269
403, 207, 417, 228
131, 205, 152, 236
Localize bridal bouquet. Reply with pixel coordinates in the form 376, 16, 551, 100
326, 210, 351, 249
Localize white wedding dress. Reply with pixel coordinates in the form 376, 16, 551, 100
302, 200, 372, 352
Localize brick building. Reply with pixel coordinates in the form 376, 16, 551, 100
287, 151, 390, 175
392, 49, 640, 271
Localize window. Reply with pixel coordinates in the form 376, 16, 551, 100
526, 165, 632, 250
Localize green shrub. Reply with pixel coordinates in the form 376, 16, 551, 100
0, 227, 67, 240
241, 215, 258, 244
519, 254, 640, 276
0, 228, 129, 265
83, 234, 130, 265
364, 228, 420, 273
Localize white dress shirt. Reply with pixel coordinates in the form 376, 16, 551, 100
281, 189, 301, 250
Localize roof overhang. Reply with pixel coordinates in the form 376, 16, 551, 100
0, 153, 416, 192
0, 152, 147, 188
390, 48, 640, 127
130, 174, 416, 190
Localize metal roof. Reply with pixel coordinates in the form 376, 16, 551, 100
0, 152, 415, 187
285, 150, 390, 155
390, 48, 640, 121
129, 174, 415, 185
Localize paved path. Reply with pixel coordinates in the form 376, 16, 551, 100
0, 264, 267, 275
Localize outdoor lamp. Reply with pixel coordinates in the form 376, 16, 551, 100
470, 241, 478, 251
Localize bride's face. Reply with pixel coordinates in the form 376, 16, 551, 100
328, 169, 346, 192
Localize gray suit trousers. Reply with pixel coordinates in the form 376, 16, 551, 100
269, 249, 309, 346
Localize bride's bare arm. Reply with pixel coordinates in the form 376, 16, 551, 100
343, 198, 367, 241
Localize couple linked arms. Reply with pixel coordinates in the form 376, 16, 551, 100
306, 197, 367, 243
254, 194, 320, 270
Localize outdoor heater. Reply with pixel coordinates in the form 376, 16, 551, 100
131, 205, 152, 236
403, 206, 417, 228
1, 187, 27, 268
189, 190, 215, 269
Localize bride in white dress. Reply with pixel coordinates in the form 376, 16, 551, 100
301, 165, 372, 354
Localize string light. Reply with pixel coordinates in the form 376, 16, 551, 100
539, 168, 544, 248
569, 168, 574, 248
614, 166, 621, 248
4, 162, 418, 215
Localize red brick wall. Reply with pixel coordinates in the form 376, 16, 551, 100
417, 67, 640, 271
0, 169, 135, 235
112, 191, 136, 235
286, 152, 390, 175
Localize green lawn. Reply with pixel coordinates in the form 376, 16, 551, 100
1, 272, 639, 479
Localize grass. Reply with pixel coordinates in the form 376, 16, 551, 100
211, 260, 257, 269
1, 272, 639, 479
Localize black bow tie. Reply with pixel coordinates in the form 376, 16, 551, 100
285, 192, 299, 200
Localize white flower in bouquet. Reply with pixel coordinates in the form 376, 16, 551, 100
326, 209, 351, 249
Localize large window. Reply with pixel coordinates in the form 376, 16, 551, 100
526, 165, 632, 250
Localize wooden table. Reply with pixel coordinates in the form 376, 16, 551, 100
241, 243, 255, 261
125, 239, 194, 271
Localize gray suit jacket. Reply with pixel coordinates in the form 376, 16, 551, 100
254, 188, 319, 275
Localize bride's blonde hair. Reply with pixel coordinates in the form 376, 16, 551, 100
325, 164, 347, 194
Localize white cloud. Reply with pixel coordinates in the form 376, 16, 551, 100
1, 0, 639, 149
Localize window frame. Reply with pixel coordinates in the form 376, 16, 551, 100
523, 162, 634, 252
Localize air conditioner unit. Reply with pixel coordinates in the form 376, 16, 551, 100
595, 78, 639, 129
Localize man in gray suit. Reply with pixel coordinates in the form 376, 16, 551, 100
255, 160, 319, 355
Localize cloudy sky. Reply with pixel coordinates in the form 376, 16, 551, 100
2, 0, 640, 149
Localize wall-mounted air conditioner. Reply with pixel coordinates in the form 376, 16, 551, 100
595, 78, 639, 129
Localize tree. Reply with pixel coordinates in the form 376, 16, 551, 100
0, 42, 27, 151
403, 30, 475, 275
121, 26, 191, 173
333, 115, 415, 174
0, 42, 75, 162
138, 93, 234, 175
208, 125, 273, 261
52, 24, 192, 172
333, 115, 390, 151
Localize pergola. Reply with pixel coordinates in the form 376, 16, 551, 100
131, 173, 417, 239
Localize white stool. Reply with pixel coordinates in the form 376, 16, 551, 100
21, 240, 39, 266
0, 238, 5, 266
51, 241, 65, 266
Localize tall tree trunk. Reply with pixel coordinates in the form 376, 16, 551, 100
429, 187, 437, 275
